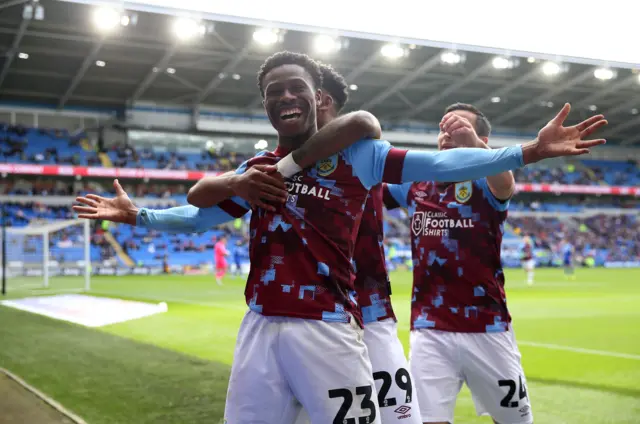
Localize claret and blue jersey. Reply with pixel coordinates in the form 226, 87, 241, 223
383, 178, 513, 333
137, 138, 525, 327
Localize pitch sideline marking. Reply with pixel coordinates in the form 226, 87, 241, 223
0, 367, 87, 424
519, 341, 640, 361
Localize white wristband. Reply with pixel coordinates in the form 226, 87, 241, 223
276, 153, 302, 177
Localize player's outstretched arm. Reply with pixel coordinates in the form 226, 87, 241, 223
73, 179, 238, 233
440, 112, 515, 200
187, 166, 287, 211
345, 104, 607, 188
277, 111, 381, 176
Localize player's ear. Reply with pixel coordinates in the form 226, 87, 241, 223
480, 136, 489, 145
318, 93, 333, 112
315, 89, 323, 106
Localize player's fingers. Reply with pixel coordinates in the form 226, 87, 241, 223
580, 120, 608, 139
72, 206, 98, 214
258, 190, 288, 203
253, 164, 279, 173
75, 197, 98, 207
551, 103, 571, 125
253, 199, 276, 212
257, 171, 287, 189
451, 127, 472, 137
444, 120, 468, 135
76, 214, 99, 220
258, 181, 288, 197
574, 114, 605, 132
114, 179, 126, 195
440, 113, 457, 129
570, 148, 590, 155
576, 139, 606, 149
85, 193, 106, 203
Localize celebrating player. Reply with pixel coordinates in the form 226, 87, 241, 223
289, 63, 421, 423
74, 52, 606, 424
383, 103, 546, 424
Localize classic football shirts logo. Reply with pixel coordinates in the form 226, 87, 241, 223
411, 211, 474, 237
285, 175, 331, 200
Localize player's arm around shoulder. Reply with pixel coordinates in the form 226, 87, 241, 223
187, 152, 288, 212
289, 110, 381, 170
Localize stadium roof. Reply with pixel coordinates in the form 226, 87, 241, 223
0, 0, 639, 144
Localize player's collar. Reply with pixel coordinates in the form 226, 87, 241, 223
273, 145, 292, 157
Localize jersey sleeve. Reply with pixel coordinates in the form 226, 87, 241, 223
136, 205, 236, 233
341, 139, 407, 189
343, 140, 524, 188
382, 183, 411, 209
136, 153, 268, 233
216, 152, 269, 217
476, 178, 510, 212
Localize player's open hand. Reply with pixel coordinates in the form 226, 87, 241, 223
440, 113, 485, 148
523, 103, 607, 164
230, 164, 288, 212
73, 179, 138, 225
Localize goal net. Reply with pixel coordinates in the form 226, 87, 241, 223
1, 219, 91, 294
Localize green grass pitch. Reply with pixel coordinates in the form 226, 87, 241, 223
1, 268, 639, 423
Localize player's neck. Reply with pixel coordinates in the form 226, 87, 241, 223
276, 126, 317, 153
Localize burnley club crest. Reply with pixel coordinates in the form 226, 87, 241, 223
454, 181, 472, 203
317, 155, 338, 177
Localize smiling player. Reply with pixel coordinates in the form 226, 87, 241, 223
74, 52, 607, 424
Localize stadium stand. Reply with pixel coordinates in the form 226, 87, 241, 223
2, 122, 640, 186
2, 121, 639, 272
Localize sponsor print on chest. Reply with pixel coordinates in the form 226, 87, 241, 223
411, 181, 475, 237
284, 155, 340, 203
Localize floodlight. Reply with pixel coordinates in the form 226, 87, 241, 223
542, 61, 562, 76
440, 51, 463, 65
381, 44, 406, 59
313, 34, 342, 55
253, 28, 280, 46
93, 7, 120, 32
593, 67, 616, 81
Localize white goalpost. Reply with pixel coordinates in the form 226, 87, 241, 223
1, 219, 91, 293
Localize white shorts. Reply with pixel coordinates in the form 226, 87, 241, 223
523, 259, 535, 271
224, 310, 381, 424
294, 319, 421, 424
409, 329, 533, 424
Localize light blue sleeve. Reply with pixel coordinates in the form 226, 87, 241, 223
385, 183, 411, 208
341, 139, 392, 189
476, 178, 510, 212
136, 205, 236, 233
343, 140, 524, 188
135, 152, 268, 233
401, 147, 524, 183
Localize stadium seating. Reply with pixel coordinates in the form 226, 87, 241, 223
3, 122, 640, 186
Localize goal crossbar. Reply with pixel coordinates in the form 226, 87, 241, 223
4, 219, 91, 291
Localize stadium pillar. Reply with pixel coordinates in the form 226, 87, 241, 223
1, 203, 6, 295
191, 106, 199, 131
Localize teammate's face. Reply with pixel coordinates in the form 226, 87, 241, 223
262, 64, 321, 138
437, 110, 478, 151
316, 89, 338, 129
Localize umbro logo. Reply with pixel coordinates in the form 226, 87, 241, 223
414, 191, 427, 198
394, 405, 412, 419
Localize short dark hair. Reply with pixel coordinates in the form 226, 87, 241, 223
257, 51, 322, 97
444, 103, 491, 137
319, 63, 349, 112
